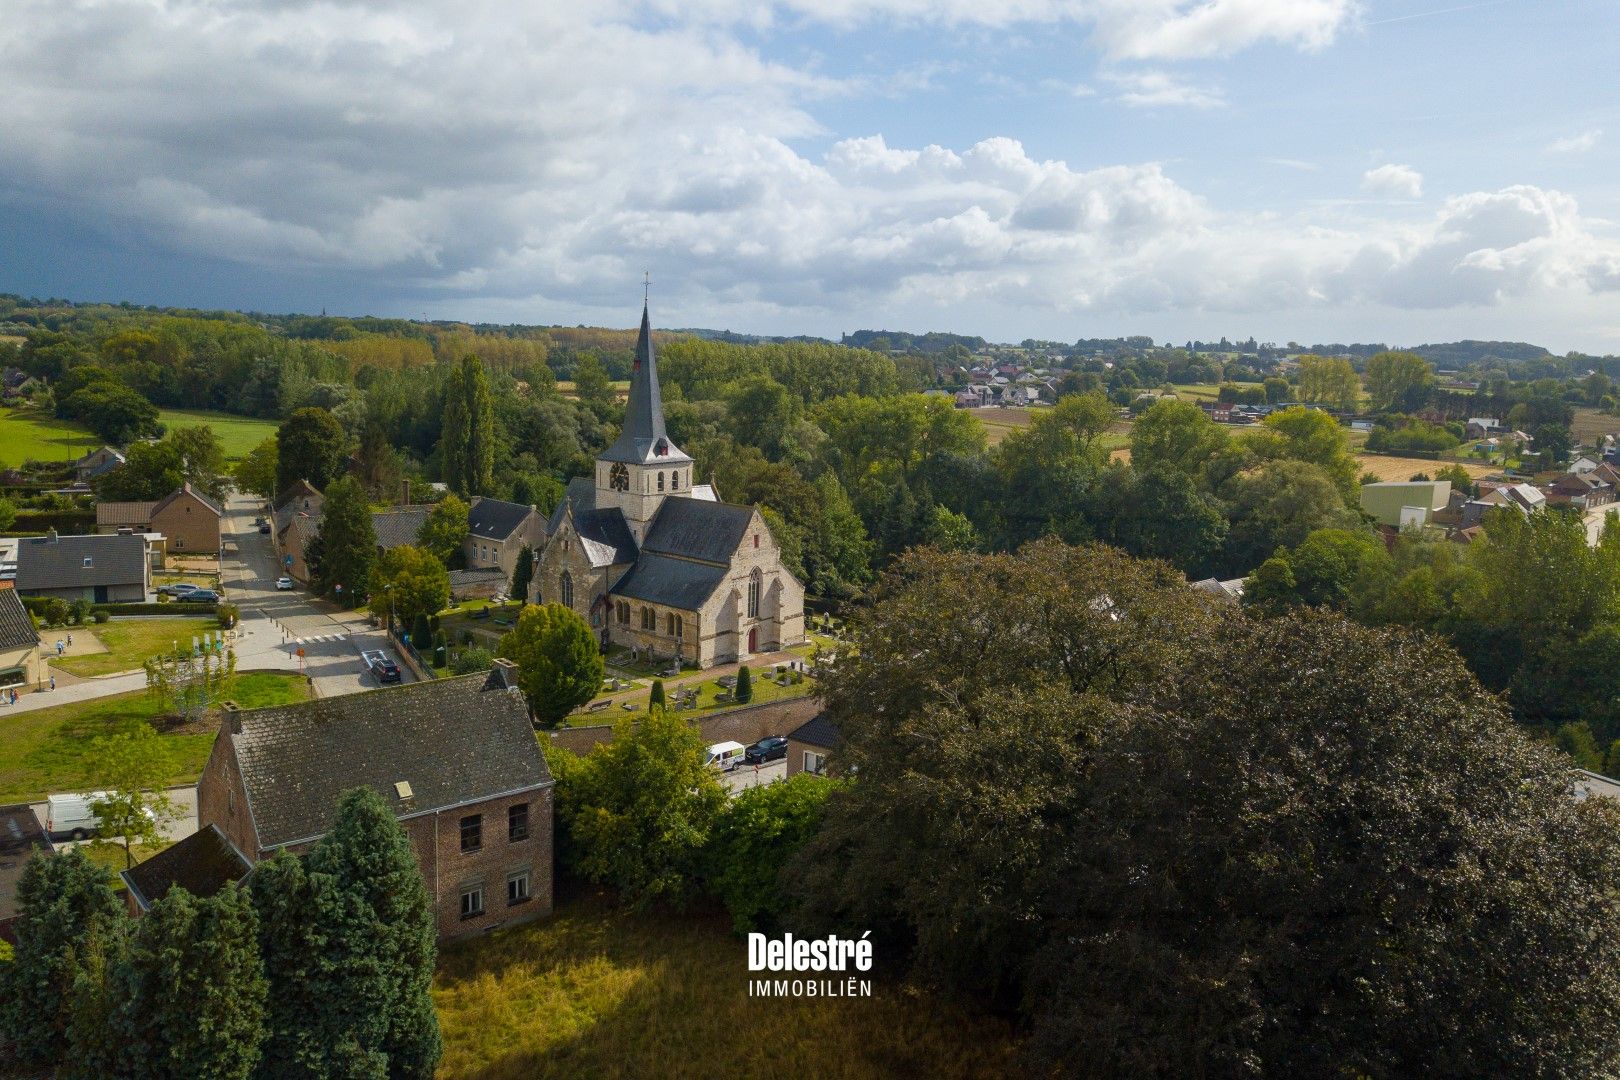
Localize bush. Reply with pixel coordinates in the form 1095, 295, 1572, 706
42, 598, 68, 627
92, 609, 110, 624
735, 664, 753, 704
461, 630, 473, 647
69, 598, 92, 625
705, 774, 840, 932
650, 679, 666, 712
216, 603, 239, 629
451, 647, 494, 676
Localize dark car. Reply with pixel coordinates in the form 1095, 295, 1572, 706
744, 736, 788, 764
363, 650, 401, 684
186, 589, 222, 604
258, 522, 272, 534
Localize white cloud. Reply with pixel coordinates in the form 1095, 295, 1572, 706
1362, 163, 1424, 199
0, 0, 1616, 338
1108, 70, 1226, 109
1547, 129, 1601, 154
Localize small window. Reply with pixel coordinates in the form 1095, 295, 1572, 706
753, 533, 760, 548
509, 803, 530, 842
460, 884, 485, 920
460, 814, 482, 853
508, 870, 531, 906
671, 472, 680, 490
805, 751, 827, 776
657, 472, 665, 492
82, 557, 93, 567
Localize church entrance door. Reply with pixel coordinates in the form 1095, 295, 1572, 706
747, 627, 757, 653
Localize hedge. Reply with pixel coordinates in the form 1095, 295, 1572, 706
13, 510, 96, 534
88, 601, 219, 616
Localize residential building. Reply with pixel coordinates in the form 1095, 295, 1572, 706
73, 446, 125, 483
0, 584, 44, 690
273, 480, 324, 583
119, 823, 252, 916
372, 504, 431, 558
465, 497, 547, 578
1461, 482, 1547, 528
197, 661, 553, 942
1359, 480, 1452, 529
16, 531, 150, 602
94, 483, 224, 554
534, 302, 806, 668
786, 711, 839, 778
1189, 576, 1246, 602
0, 803, 48, 944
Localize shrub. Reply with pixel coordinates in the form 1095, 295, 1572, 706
216, 603, 239, 629
69, 598, 92, 625
92, 609, 110, 624
42, 598, 69, 627
735, 664, 753, 704
450, 647, 494, 676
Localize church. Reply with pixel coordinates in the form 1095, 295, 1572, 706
532, 302, 805, 668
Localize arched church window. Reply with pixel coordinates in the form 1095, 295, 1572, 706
747, 569, 761, 618
560, 571, 574, 608
671, 472, 679, 490
657, 472, 665, 492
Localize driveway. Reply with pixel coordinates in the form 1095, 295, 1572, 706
722, 759, 785, 794
31, 782, 199, 848
221, 491, 413, 698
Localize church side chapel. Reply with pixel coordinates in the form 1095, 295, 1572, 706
533, 300, 806, 668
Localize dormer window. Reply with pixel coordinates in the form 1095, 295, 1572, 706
83, 557, 93, 567
654, 439, 668, 457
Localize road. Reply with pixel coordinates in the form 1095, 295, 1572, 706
220, 491, 413, 698
32, 783, 200, 849
1586, 503, 1620, 546
721, 759, 785, 794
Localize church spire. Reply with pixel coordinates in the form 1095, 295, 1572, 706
599, 297, 689, 465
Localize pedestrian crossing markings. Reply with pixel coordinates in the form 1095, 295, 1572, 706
291, 633, 348, 644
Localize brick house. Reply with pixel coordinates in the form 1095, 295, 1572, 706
95, 483, 224, 554
786, 711, 839, 777
535, 302, 805, 668
272, 480, 324, 583
0, 803, 49, 945
197, 661, 554, 942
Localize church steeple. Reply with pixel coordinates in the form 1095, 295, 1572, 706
600, 301, 689, 466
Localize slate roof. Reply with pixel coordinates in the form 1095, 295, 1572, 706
600, 304, 692, 467
16, 533, 147, 592
96, 501, 159, 527
120, 823, 251, 911
787, 710, 839, 750
640, 496, 754, 565
552, 479, 638, 568
610, 553, 729, 611
227, 671, 551, 849
372, 506, 430, 550
0, 588, 40, 652
468, 497, 536, 542
0, 803, 48, 925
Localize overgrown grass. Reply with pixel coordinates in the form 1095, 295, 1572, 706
0, 673, 308, 802
0, 405, 98, 464
52, 617, 219, 677
433, 890, 1020, 1080
156, 408, 279, 461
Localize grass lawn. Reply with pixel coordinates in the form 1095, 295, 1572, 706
567, 667, 814, 728
0, 405, 98, 465
0, 673, 308, 802
53, 617, 220, 678
433, 890, 1019, 1080
80, 839, 171, 878
156, 408, 279, 461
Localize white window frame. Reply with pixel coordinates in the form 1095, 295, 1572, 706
507, 869, 531, 906
804, 751, 827, 775
460, 884, 485, 920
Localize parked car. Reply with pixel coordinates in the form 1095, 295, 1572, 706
186, 589, 222, 604
157, 582, 201, 597
253, 516, 266, 526
744, 736, 788, 764
275, 576, 294, 590
704, 741, 747, 772
258, 522, 272, 534
46, 791, 111, 840
362, 649, 401, 684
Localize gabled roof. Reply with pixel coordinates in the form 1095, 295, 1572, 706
550, 479, 637, 568
640, 496, 754, 565
225, 670, 551, 849
274, 480, 322, 513
152, 482, 223, 518
96, 501, 159, 527
599, 303, 692, 467
0, 803, 47, 924
120, 823, 251, 911
609, 553, 729, 611
0, 587, 40, 652
787, 711, 839, 750
467, 497, 537, 542
371, 506, 430, 550
16, 533, 147, 592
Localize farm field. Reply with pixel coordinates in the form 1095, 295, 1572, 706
968, 405, 1130, 450
433, 889, 1020, 1080
0, 406, 98, 464
1355, 454, 1498, 483
157, 408, 278, 460
1572, 406, 1620, 446
0, 673, 308, 802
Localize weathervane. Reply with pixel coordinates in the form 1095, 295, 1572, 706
644, 270, 651, 303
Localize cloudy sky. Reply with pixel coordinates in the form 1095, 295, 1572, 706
3, 0, 1618, 350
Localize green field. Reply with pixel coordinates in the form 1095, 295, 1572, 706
157, 408, 278, 460
0, 673, 309, 802
0, 406, 98, 465
52, 616, 220, 678
433, 890, 1019, 1080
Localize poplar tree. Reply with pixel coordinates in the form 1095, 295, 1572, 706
0, 848, 124, 1067
309, 475, 376, 606
438, 354, 494, 497
510, 544, 535, 604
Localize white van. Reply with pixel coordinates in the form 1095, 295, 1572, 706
705, 741, 746, 772
46, 791, 111, 840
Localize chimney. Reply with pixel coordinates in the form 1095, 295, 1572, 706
401, 479, 410, 507
46, 528, 57, 544
486, 657, 519, 692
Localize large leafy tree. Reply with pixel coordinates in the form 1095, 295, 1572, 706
60, 381, 160, 444
555, 709, 727, 907
498, 602, 604, 725
1219, 459, 1360, 576
276, 406, 348, 493
308, 475, 376, 606
371, 545, 450, 625
1293, 353, 1361, 411
417, 493, 469, 566
0, 848, 124, 1067
1128, 398, 1228, 478
95, 426, 229, 502
231, 436, 278, 502
705, 773, 841, 932
1364, 349, 1434, 412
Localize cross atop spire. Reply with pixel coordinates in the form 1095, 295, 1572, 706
598, 297, 691, 467
643, 270, 650, 303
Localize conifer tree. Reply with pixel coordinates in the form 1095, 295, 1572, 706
735, 664, 753, 704
99, 885, 266, 1080
0, 848, 123, 1067
249, 851, 333, 1078
309, 475, 376, 607
649, 678, 666, 713
462, 354, 495, 498
510, 544, 535, 604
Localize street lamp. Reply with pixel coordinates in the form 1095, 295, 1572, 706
382, 584, 394, 640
